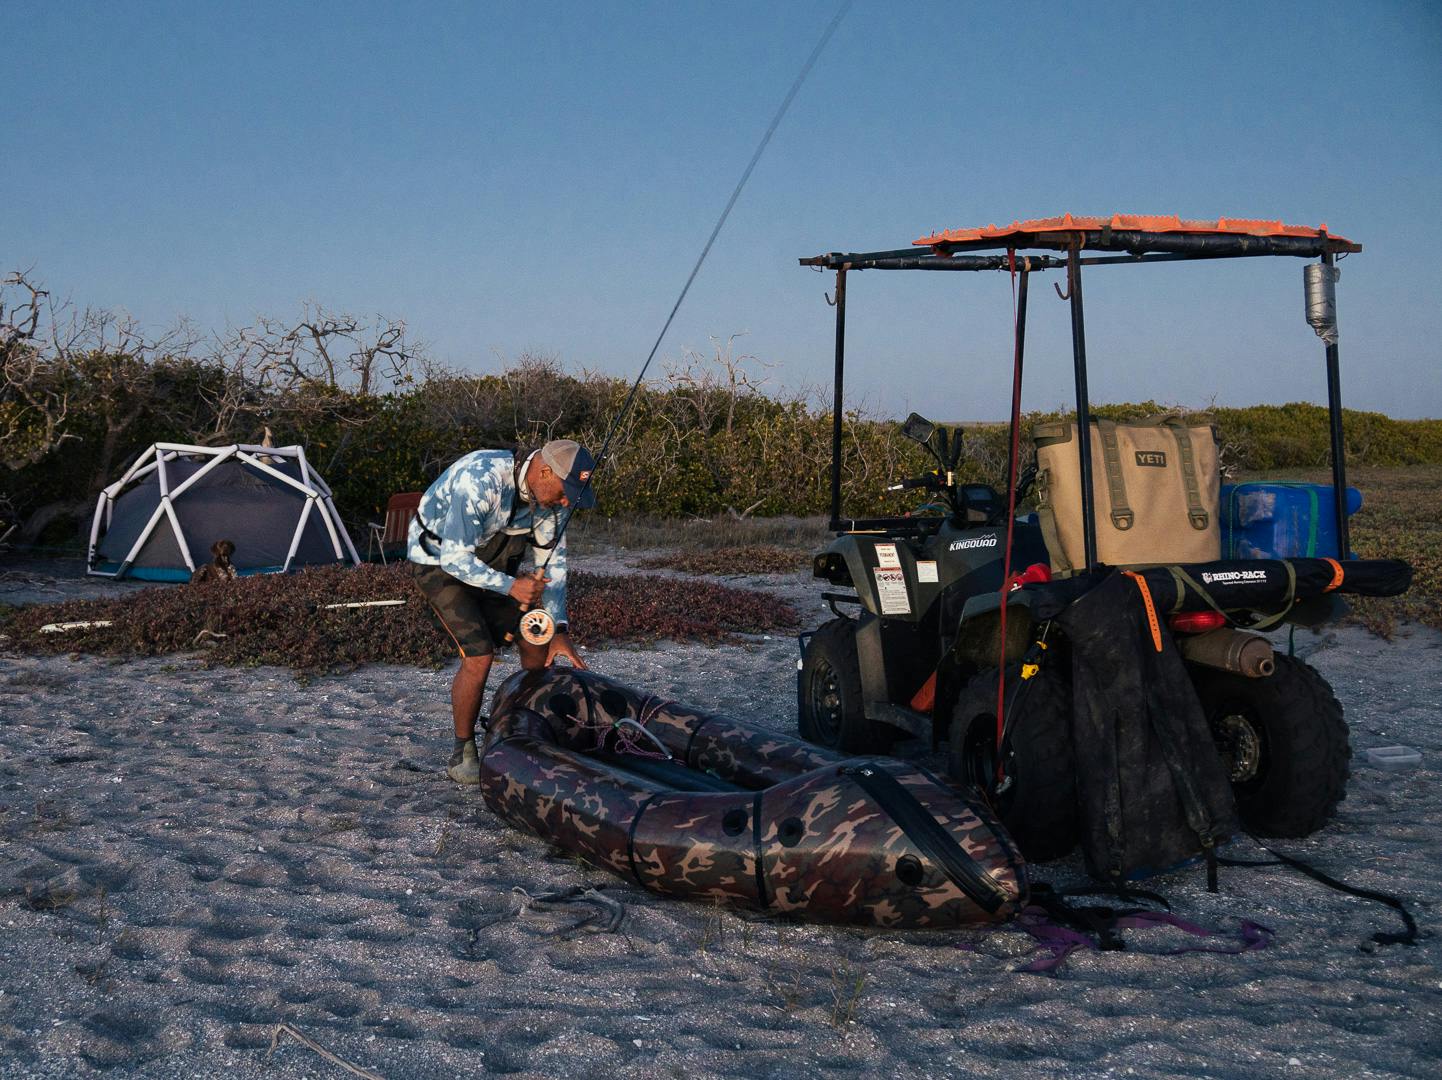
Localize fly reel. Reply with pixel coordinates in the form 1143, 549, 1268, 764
519, 608, 556, 646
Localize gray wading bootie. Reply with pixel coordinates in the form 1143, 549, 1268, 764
447, 738, 480, 785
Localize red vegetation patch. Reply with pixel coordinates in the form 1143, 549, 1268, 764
569, 571, 798, 644
0, 563, 798, 674
639, 544, 807, 576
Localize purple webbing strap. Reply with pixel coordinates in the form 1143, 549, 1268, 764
1012, 907, 1273, 974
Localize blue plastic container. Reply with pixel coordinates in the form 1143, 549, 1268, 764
1220, 482, 1362, 560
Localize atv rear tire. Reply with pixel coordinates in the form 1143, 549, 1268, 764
948, 666, 1077, 862
798, 618, 895, 754
1189, 654, 1350, 838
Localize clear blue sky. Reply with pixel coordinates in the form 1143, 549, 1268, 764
7, 1, 1441, 418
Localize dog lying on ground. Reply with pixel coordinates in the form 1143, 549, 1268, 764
190, 540, 239, 584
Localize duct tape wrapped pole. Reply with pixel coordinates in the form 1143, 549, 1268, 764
1305, 263, 1340, 345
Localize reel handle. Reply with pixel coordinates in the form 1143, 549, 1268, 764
507, 569, 556, 646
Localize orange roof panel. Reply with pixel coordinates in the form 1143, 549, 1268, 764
914, 213, 1349, 248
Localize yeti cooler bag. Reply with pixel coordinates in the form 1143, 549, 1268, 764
1034, 414, 1221, 573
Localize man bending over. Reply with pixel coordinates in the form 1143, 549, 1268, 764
408, 439, 593, 783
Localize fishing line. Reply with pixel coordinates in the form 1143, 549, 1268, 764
537, 0, 854, 566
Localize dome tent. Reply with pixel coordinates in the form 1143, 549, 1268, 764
87, 442, 360, 581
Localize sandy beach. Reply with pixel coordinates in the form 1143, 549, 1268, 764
1, 557, 1439, 1079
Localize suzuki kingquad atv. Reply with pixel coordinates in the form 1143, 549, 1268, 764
799, 410, 1347, 861
794, 215, 1368, 862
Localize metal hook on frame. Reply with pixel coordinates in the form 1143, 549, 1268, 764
825, 290, 838, 306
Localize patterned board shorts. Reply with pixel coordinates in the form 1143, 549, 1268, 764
410, 563, 521, 657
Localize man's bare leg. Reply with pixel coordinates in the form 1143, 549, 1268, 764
518, 639, 548, 672
452, 653, 493, 741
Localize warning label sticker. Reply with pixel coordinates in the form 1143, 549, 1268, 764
874, 568, 910, 614
874, 542, 900, 569
916, 560, 939, 583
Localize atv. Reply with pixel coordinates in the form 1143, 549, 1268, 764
794, 216, 1363, 861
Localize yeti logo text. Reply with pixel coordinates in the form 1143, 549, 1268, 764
949, 536, 1000, 551
1201, 569, 1269, 585
1135, 451, 1167, 467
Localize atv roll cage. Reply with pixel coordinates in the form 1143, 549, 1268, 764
800, 214, 1362, 569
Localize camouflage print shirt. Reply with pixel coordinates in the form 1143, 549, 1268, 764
406, 450, 569, 626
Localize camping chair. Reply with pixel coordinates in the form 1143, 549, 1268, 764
367, 492, 422, 564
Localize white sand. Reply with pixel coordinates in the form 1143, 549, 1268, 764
1, 556, 1439, 1079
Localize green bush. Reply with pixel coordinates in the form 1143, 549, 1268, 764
5, 350, 1441, 539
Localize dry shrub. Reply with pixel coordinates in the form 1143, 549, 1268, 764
639, 545, 807, 576
0, 564, 799, 674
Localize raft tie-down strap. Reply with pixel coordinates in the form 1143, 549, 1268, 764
682, 715, 719, 768
1322, 556, 1345, 592
751, 791, 770, 910
1121, 570, 1163, 652
841, 764, 1008, 914
626, 792, 665, 893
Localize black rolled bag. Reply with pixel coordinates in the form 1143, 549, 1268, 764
1024, 557, 1412, 622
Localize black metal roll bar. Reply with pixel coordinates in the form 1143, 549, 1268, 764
803, 228, 1363, 567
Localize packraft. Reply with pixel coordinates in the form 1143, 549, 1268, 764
1033, 413, 1221, 573
481, 668, 1027, 929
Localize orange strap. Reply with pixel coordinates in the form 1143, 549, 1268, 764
1122, 570, 1163, 652
1322, 557, 1345, 592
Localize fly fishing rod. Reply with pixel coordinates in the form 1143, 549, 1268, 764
515, 1, 854, 647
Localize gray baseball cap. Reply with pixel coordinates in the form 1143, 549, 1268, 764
539, 439, 597, 509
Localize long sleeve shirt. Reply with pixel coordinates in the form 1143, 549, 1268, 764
406, 449, 569, 626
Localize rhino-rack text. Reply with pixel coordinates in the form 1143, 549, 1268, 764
1201, 569, 1270, 585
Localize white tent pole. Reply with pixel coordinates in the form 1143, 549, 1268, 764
113, 457, 163, 492
154, 441, 231, 456
118, 500, 169, 575
162, 498, 195, 572
86, 491, 108, 574
168, 445, 234, 499
294, 446, 354, 563
114, 445, 157, 489
234, 451, 315, 496
156, 451, 171, 497
302, 456, 333, 496
235, 443, 300, 457
283, 497, 316, 571
326, 496, 361, 564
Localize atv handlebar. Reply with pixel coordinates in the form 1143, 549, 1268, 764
887, 474, 945, 493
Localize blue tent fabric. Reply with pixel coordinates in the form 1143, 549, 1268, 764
90, 448, 351, 579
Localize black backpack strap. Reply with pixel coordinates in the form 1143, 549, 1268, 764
1028, 883, 1165, 951
1221, 837, 1419, 947
841, 763, 1010, 914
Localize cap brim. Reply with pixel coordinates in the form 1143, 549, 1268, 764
565, 481, 597, 510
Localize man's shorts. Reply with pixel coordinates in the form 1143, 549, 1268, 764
410, 563, 520, 658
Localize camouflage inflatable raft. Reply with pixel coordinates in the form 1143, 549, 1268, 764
481, 669, 1027, 929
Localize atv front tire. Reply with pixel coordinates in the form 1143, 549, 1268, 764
1189, 654, 1350, 838
798, 618, 895, 754
948, 666, 1077, 862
